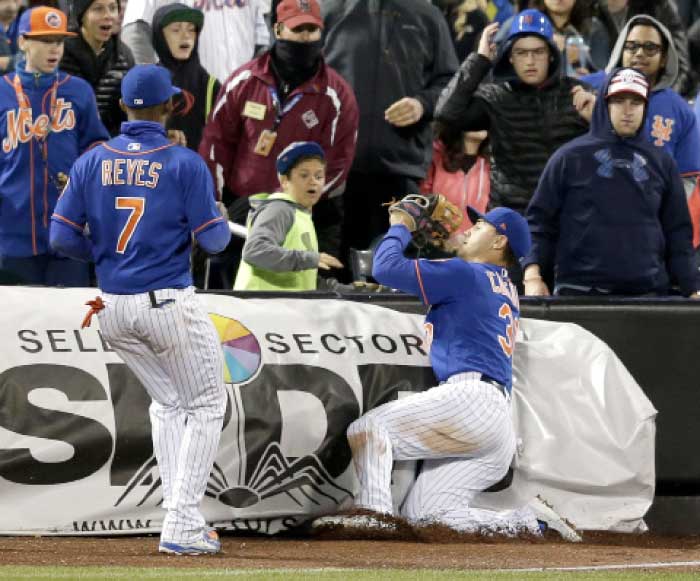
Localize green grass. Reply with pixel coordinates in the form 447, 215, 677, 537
0, 567, 699, 581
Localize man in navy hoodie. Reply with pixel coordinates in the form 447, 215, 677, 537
523, 68, 699, 298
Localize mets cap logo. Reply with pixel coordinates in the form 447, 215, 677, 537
521, 13, 533, 25
45, 11, 61, 29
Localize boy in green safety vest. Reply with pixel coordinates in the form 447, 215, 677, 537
234, 141, 344, 291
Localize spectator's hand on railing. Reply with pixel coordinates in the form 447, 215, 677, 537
477, 22, 500, 62
571, 85, 595, 122
524, 277, 550, 296
167, 130, 187, 147
318, 253, 344, 271
523, 264, 550, 296
384, 97, 424, 127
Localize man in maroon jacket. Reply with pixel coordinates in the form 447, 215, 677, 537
199, 0, 359, 289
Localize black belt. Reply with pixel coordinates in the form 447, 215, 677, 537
481, 374, 508, 398
148, 290, 175, 309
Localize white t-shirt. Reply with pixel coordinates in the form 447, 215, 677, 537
122, 0, 270, 82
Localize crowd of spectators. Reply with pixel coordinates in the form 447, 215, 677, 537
1, 0, 700, 297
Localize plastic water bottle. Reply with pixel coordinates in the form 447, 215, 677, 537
565, 35, 589, 78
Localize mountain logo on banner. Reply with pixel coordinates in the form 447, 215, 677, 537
210, 314, 262, 384
206, 441, 351, 509
113, 424, 352, 514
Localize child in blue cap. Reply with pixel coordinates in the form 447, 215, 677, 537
234, 141, 344, 291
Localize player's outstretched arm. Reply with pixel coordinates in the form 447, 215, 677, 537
372, 225, 426, 297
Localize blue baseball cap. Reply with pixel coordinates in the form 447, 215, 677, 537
467, 206, 532, 260
121, 65, 181, 109
507, 9, 553, 42
276, 141, 325, 175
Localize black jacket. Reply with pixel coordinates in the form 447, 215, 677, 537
687, 18, 700, 95
322, 0, 458, 179
436, 50, 589, 214
61, 34, 135, 136
152, 4, 220, 151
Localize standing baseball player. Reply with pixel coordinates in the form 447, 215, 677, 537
49, 64, 231, 555
315, 201, 581, 540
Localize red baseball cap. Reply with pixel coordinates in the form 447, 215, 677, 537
277, 0, 323, 30
606, 68, 649, 102
18, 7, 76, 38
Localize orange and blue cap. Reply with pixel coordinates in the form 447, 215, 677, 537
18, 7, 76, 38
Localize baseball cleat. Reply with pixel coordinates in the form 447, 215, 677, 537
528, 495, 582, 543
158, 528, 222, 555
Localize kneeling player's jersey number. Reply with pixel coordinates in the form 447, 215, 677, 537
115, 197, 145, 254
498, 303, 517, 357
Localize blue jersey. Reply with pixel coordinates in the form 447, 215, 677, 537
581, 71, 700, 176
52, 121, 225, 294
372, 225, 519, 389
0, 64, 109, 257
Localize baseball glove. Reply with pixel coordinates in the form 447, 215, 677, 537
388, 193, 463, 248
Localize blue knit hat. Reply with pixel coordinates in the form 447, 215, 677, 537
276, 142, 325, 175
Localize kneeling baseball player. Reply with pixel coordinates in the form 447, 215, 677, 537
49, 65, 231, 555
315, 196, 581, 541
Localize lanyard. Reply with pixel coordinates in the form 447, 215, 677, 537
11, 73, 60, 141
268, 86, 303, 131
12, 73, 61, 179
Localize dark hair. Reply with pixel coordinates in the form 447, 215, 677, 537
503, 243, 518, 269
529, 0, 595, 36
433, 121, 489, 173
627, 16, 670, 54
515, 0, 536, 11
280, 154, 326, 177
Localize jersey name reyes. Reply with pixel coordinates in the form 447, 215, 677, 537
101, 159, 163, 188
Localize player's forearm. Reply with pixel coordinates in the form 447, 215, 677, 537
371, 226, 422, 295
49, 220, 93, 262
196, 221, 231, 255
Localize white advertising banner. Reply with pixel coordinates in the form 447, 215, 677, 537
0, 287, 655, 535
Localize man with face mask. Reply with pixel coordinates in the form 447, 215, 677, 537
198, 0, 359, 290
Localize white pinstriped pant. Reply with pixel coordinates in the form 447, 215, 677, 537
98, 287, 226, 544
347, 372, 539, 535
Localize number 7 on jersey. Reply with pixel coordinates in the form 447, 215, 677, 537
115, 197, 145, 254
